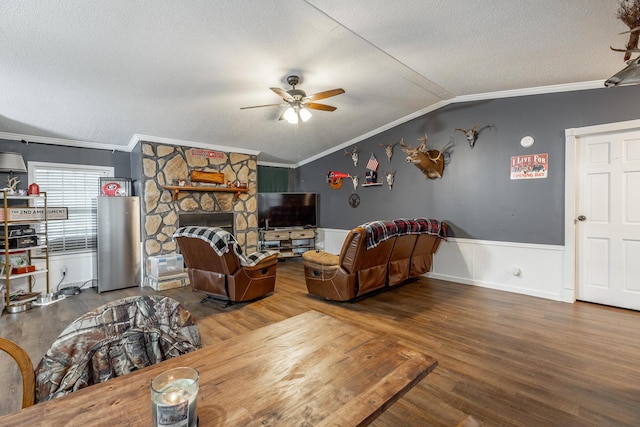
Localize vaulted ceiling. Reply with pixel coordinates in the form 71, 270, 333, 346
0, 1, 631, 165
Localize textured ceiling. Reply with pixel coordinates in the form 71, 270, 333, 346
0, 1, 630, 165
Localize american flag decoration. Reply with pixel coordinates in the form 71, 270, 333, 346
366, 153, 379, 171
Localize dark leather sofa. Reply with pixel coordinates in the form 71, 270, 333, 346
302, 218, 447, 301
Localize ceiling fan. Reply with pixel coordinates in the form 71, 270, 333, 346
240, 75, 345, 124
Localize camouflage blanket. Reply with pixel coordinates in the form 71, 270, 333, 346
173, 226, 278, 267
35, 295, 201, 402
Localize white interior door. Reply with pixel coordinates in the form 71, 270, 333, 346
576, 129, 640, 310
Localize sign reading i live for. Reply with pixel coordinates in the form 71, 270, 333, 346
0, 207, 68, 221
511, 153, 548, 180
189, 148, 226, 159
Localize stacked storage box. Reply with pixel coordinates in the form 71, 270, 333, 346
144, 254, 189, 291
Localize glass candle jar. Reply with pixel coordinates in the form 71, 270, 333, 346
151, 367, 199, 427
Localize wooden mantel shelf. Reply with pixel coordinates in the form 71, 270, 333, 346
162, 185, 249, 201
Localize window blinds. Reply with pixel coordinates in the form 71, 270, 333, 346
32, 164, 111, 253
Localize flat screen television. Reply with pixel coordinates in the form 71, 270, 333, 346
258, 192, 317, 229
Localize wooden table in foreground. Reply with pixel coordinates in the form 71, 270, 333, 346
0, 310, 437, 426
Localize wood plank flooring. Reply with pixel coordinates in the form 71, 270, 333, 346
1, 258, 639, 426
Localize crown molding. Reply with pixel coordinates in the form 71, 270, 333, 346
128, 134, 260, 156
452, 80, 605, 104
296, 80, 606, 167
295, 99, 451, 167
257, 161, 296, 168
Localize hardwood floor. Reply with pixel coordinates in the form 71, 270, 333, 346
1, 258, 639, 426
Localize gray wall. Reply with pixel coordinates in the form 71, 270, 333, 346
295, 85, 640, 245
0, 140, 133, 193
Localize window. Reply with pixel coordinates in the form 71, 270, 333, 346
28, 162, 113, 254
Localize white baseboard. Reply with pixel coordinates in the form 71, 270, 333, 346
316, 229, 572, 303
430, 237, 569, 302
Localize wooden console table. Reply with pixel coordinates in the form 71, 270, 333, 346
162, 185, 248, 201
0, 311, 438, 426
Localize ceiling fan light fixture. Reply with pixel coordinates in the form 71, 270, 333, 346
241, 74, 343, 124
299, 107, 312, 122
283, 106, 298, 124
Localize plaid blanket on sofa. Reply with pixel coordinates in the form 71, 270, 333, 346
392, 218, 423, 235
412, 218, 448, 241
359, 219, 448, 249
358, 220, 398, 249
173, 226, 277, 267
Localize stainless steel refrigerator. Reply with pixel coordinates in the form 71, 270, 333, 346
97, 196, 141, 292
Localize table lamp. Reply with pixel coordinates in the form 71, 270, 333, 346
0, 152, 27, 193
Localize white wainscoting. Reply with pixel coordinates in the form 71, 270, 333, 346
316, 228, 572, 303
7, 252, 97, 294
47, 252, 97, 292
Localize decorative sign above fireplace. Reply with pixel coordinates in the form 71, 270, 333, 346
190, 148, 226, 159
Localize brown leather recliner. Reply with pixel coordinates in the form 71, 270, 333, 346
410, 233, 444, 277
303, 218, 447, 302
303, 226, 395, 301
173, 227, 278, 303
388, 233, 419, 286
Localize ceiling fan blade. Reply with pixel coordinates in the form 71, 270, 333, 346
306, 102, 337, 112
306, 88, 345, 101
240, 103, 284, 110
270, 87, 294, 101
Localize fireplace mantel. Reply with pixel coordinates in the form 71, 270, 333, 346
162, 185, 249, 201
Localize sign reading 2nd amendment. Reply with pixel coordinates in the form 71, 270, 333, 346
510, 153, 548, 180
0, 207, 68, 221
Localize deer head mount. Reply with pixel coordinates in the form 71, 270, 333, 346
606, 1, 640, 86
615, 0, 640, 61
344, 146, 358, 167
400, 134, 452, 179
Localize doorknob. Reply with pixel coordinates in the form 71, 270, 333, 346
577, 215, 587, 221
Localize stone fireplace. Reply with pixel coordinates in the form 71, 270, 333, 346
178, 212, 235, 233
140, 142, 257, 275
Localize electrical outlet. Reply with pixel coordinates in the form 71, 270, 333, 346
61, 266, 68, 276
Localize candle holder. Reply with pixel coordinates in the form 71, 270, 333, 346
151, 367, 199, 427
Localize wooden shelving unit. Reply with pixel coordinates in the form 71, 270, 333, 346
1, 191, 50, 310
259, 228, 316, 259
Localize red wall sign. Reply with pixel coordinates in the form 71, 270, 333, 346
190, 148, 226, 159
510, 153, 548, 180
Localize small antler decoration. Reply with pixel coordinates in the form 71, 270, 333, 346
349, 174, 359, 191
379, 141, 398, 162
344, 146, 358, 167
385, 169, 395, 190
5, 177, 20, 192
455, 125, 479, 148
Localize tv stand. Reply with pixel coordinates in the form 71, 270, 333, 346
259, 228, 316, 259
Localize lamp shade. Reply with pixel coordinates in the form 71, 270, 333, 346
0, 152, 27, 173
283, 107, 298, 124
299, 108, 312, 122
